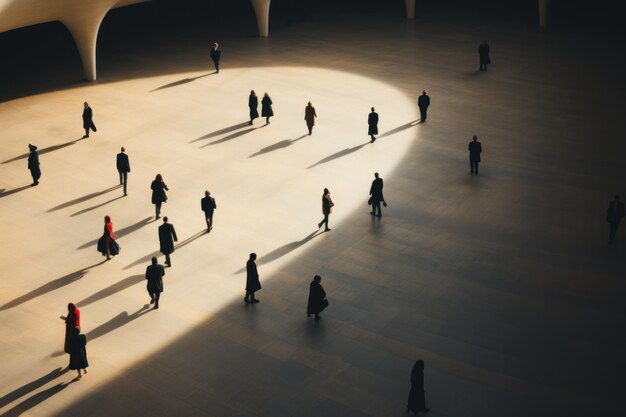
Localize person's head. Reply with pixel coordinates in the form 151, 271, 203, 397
155, 173, 162, 181
250, 90, 255, 95
313, 275, 321, 283
371, 107, 375, 112
249, 253, 257, 261
422, 90, 427, 95
473, 135, 478, 141
415, 360, 424, 370
67, 303, 76, 313
163, 216, 168, 223
151, 256, 157, 265
205, 190, 210, 197
28, 144, 37, 151
121, 146, 125, 153
374, 172, 379, 178
323, 188, 329, 195
104, 215, 111, 223
308, 101, 312, 106
264, 92, 269, 97
84, 102, 88, 108
615, 195, 621, 202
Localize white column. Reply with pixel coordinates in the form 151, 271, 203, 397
61, 8, 109, 81
251, 0, 271, 37
406, 0, 416, 19
538, 0, 550, 27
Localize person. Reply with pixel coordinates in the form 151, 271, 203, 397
27, 144, 41, 186
307, 275, 328, 321
82, 102, 97, 138
304, 102, 317, 135
68, 326, 89, 379
145, 256, 165, 309
261, 92, 273, 124
244, 253, 261, 303
468, 135, 482, 176
60, 303, 80, 354
607, 195, 625, 245
368, 107, 379, 142
158, 216, 178, 267
369, 172, 386, 218
97, 215, 120, 260
151, 174, 169, 219
317, 188, 334, 232
210, 42, 221, 73
249, 90, 259, 125
407, 360, 429, 414
479, 40, 490, 71
201, 190, 217, 231
116, 147, 131, 196
418, 90, 430, 123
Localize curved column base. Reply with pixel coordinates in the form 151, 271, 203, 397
251, 0, 271, 37
61, 8, 109, 81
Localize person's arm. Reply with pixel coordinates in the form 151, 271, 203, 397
163, 183, 169, 191
171, 225, 178, 242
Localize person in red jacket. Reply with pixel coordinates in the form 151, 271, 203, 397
60, 302, 80, 353
97, 215, 120, 260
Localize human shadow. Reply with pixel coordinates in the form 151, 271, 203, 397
123, 230, 208, 270
77, 217, 154, 250
0, 185, 32, 199
150, 73, 214, 92
189, 122, 250, 143
0, 367, 69, 408
76, 274, 144, 308
307, 142, 370, 169
2, 380, 77, 417
70, 195, 126, 217
200, 128, 258, 148
248, 134, 308, 158
377, 119, 421, 139
0, 261, 106, 311
86, 305, 152, 342
2, 138, 84, 164
47, 185, 122, 212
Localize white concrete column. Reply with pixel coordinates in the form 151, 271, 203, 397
538, 0, 550, 27
406, 0, 416, 19
61, 7, 109, 80
251, 0, 271, 37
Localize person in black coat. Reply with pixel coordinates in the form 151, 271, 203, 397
68, 326, 89, 380
407, 360, 429, 414
210, 42, 221, 73
249, 90, 259, 125
201, 190, 217, 231
468, 135, 482, 176
307, 275, 328, 321
27, 144, 41, 186
82, 102, 97, 138
116, 147, 131, 196
261, 92, 274, 124
145, 256, 165, 309
317, 188, 334, 232
418, 91, 430, 123
158, 216, 178, 267
244, 253, 261, 303
151, 174, 169, 219
479, 40, 491, 71
369, 172, 386, 218
607, 195, 626, 245
305, 102, 317, 135
368, 107, 379, 142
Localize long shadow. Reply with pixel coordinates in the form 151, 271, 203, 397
70, 195, 126, 217
77, 217, 154, 250
86, 305, 152, 342
150, 73, 214, 92
307, 142, 370, 169
189, 122, 250, 143
0, 368, 69, 408
248, 134, 308, 158
2, 380, 77, 417
0, 261, 106, 311
123, 230, 208, 270
76, 275, 144, 308
0, 185, 32, 199
47, 185, 121, 212
200, 128, 258, 147
2, 138, 84, 164
377, 119, 421, 138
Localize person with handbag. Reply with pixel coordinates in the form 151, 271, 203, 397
369, 172, 386, 218
82, 102, 97, 138
307, 275, 328, 321
318, 188, 334, 232
150, 174, 169, 219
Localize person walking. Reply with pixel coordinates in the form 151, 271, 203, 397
244, 253, 261, 304
479, 40, 491, 71
249, 90, 259, 125
261, 92, 274, 124
145, 256, 165, 309
317, 188, 334, 232
151, 174, 169, 219
116, 147, 131, 196
82, 102, 97, 138
368, 107, 379, 142
307, 275, 328, 321
407, 360, 429, 414
210, 42, 221, 73
369, 172, 386, 218
60, 302, 80, 354
418, 90, 430, 123
158, 216, 178, 267
305, 102, 317, 135
468, 135, 482, 176
97, 215, 120, 260
607, 195, 625, 245
27, 144, 41, 186
68, 326, 89, 379
201, 190, 217, 231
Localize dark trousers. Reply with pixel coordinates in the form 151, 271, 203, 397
244, 290, 257, 301
155, 203, 162, 218
609, 220, 621, 243
371, 200, 382, 217
30, 169, 41, 184
212, 59, 220, 72
118, 171, 128, 194
204, 210, 214, 230
164, 253, 171, 266
149, 291, 161, 305
319, 214, 329, 230
419, 107, 427, 122
84, 121, 96, 137
470, 160, 479, 175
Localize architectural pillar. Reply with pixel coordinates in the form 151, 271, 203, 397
538, 0, 550, 27
406, 0, 415, 19
251, 0, 271, 37
61, 8, 109, 81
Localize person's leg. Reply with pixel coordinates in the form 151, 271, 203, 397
324, 214, 330, 231
374, 201, 382, 217
149, 290, 155, 304
423, 109, 427, 121
155, 203, 161, 218
314, 313, 321, 320
165, 254, 171, 266
244, 291, 250, 303
250, 291, 259, 302
266, 116, 270, 124
209, 212, 214, 230
84, 127, 89, 138
119, 171, 123, 185
123, 172, 128, 195
205, 213, 211, 230
154, 292, 160, 308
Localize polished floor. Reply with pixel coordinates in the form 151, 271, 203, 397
0, 6, 625, 417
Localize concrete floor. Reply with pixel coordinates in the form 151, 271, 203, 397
0, 7, 625, 417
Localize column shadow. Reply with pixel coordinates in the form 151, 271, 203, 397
307, 142, 370, 169
1, 380, 77, 417
200, 127, 259, 148
0, 367, 69, 408
70, 195, 126, 217
248, 134, 308, 158
47, 185, 121, 212
76, 274, 144, 308
86, 305, 152, 342
377, 119, 421, 138
0, 185, 32, 199
150, 73, 214, 92
123, 230, 208, 270
2, 138, 84, 164
77, 217, 155, 250
189, 122, 251, 143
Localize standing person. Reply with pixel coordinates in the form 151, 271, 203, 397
468, 135, 482, 176
145, 256, 165, 309
479, 40, 491, 71
68, 327, 89, 379
307, 275, 328, 321
261, 92, 274, 124
418, 90, 430, 123
304, 102, 317, 135
60, 303, 80, 354
201, 190, 217, 231
27, 144, 41, 186
244, 253, 261, 304
369, 172, 386, 218
116, 147, 131, 196
158, 216, 178, 267
210, 42, 221, 73
368, 107, 379, 142
97, 215, 120, 260
317, 188, 334, 232
82, 102, 97, 138
248, 90, 259, 125
407, 360, 429, 414
607, 195, 625, 245
150, 174, 169, 219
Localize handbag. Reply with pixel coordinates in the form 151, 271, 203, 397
367, 197, 372, 205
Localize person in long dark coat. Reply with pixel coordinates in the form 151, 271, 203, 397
60, 303, 80, 354
97, 215, 120, 260
369, 172, 386, 218
27, 144, 41, 186
244, 253, 261, 303
158, 216, 178, 267
145, 256, 165, 309
68, 326, 89, 379
116, 147, 131, 196
201, 190, 217, 231
418, 91, 430, 123
607, 195, 625, 245
210, 42, 221, 73
479, 40, 490, 71
307, 275, 328, 321
249, 90, 259, 125
261, 92, 274, 124
368, 107, 379, 142
407, 360, 429, 414
305, 102, 317, 135
82, 102, 97, 138
317, 188, 334, 232
150, 174, 169, 219
468, 135, 482, 176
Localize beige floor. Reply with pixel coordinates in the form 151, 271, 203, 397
1, 9, 625, 417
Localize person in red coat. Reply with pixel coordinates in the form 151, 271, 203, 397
97, 215, 120, 260
60, 303, 80, 353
